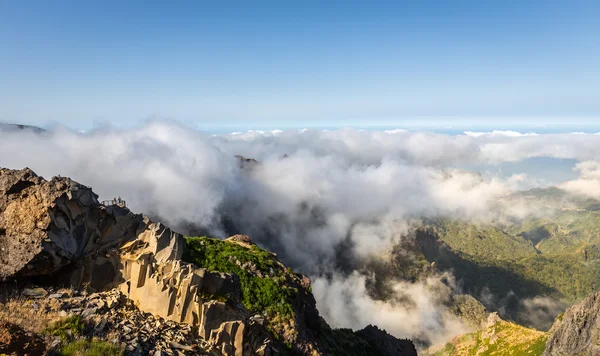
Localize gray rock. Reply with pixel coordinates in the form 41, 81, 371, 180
81, 307, 97, 318
94, 318, 107, 333
544, 292, 600, 356
169, 341, 193, 351
22, 288, 47, 298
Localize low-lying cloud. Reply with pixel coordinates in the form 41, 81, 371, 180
312, 272, 469, 347
1, 121, 599, 346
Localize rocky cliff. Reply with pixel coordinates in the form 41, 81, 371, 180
543, 292, 600, 356
0, 167, 417, 355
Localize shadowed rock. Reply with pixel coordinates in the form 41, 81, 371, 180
543, 292, 600, 356
0, 321, 47, 355
0, 167, 418, 355
0, 167, 275, 354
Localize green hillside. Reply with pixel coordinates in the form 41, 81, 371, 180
426, 316, 547, 356
419, 214, 600, 302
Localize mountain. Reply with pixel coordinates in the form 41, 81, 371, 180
0, 123, 45, 133
428, 290, 600, 356
0, 167, 417, 356
408, 213, 600, 329
385, 188, 600, 355
543, 292, 600, 356
425, 313, 548, 356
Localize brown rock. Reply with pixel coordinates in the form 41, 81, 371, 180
0, 167, 147, 283
0, 322, 46, 356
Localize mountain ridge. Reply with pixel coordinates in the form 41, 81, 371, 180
0, 166, 417, 356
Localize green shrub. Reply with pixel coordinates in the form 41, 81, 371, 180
58, 339, 124, 356
45, 315, 85, 340
183, 236, 298, 319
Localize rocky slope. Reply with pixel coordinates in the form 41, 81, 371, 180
543, 292, 600, 356
425, 313, 548, 356
421, 285, 600, 356
0, 167, 417, 355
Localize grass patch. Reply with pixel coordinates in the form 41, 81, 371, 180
57, 339, 124, 356
44, 315, 85, 340
183, 236, 298, 319
428, 320, 548, 356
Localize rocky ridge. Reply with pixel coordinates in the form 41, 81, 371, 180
0, 167, 417, 355
543, 292, 600, 356
2, 286, 212, 355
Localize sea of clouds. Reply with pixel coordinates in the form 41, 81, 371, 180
2, 121, 600, 346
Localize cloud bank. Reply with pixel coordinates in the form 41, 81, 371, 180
2, 122, 600, 346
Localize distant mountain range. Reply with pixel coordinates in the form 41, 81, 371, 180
0, 123, 44, 133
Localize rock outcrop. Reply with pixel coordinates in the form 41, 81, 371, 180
0, 167, 146, 285
355, 325, 418, 356
0, 167, 275, 354
0, 167, 417, 355
543, 292, 600, 356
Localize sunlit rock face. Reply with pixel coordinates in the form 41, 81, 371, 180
0, 167, 275, 355
0, 167, 146, 281
0, 166, 418, 355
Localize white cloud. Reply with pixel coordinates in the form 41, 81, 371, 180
560, 161, 600, 198
2, 121, 599, 346
464, 130, 538, 138
313, 272, 469, 346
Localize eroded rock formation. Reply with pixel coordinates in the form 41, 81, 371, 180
0, 167, 417, 355
0, 167, 275, 355
0, 167, 146, 285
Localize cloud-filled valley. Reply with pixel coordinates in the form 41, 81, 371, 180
2, 122, 600, 347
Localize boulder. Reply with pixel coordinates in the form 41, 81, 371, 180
0, 167, 146, 283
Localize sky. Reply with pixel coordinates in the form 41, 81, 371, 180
1, 1, 599, 131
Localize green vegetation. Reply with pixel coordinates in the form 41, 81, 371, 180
57, 339, 124, 356
183, 236, 300, 319
430, 220, 538, 260
509, 210, 600, 254
318, 320, 384, 356
428, 319, 548, 356
421, 215, 600, 301
44, 315, 85, 340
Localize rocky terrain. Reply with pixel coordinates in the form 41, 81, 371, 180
426, 291, 600, 356
0, 167, 417, 356
543, 292, 600, 356
426, 313, 548, 356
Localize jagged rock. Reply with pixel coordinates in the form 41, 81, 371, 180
0, 167, 146, 284
226, 234, 255, 247
208, 320, 274, 356
355, 325, 418, 356
235, 155, 259, 170
544, 292, 600, 356
0, 167, 417, 355
0, 167, 278, 354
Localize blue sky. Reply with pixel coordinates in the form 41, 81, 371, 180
1, 1, 599, 130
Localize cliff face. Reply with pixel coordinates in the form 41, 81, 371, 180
0, 167, 274, 354
0, 167, 146, 283
543, 292, 600, 356
0, 167, 416, 356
